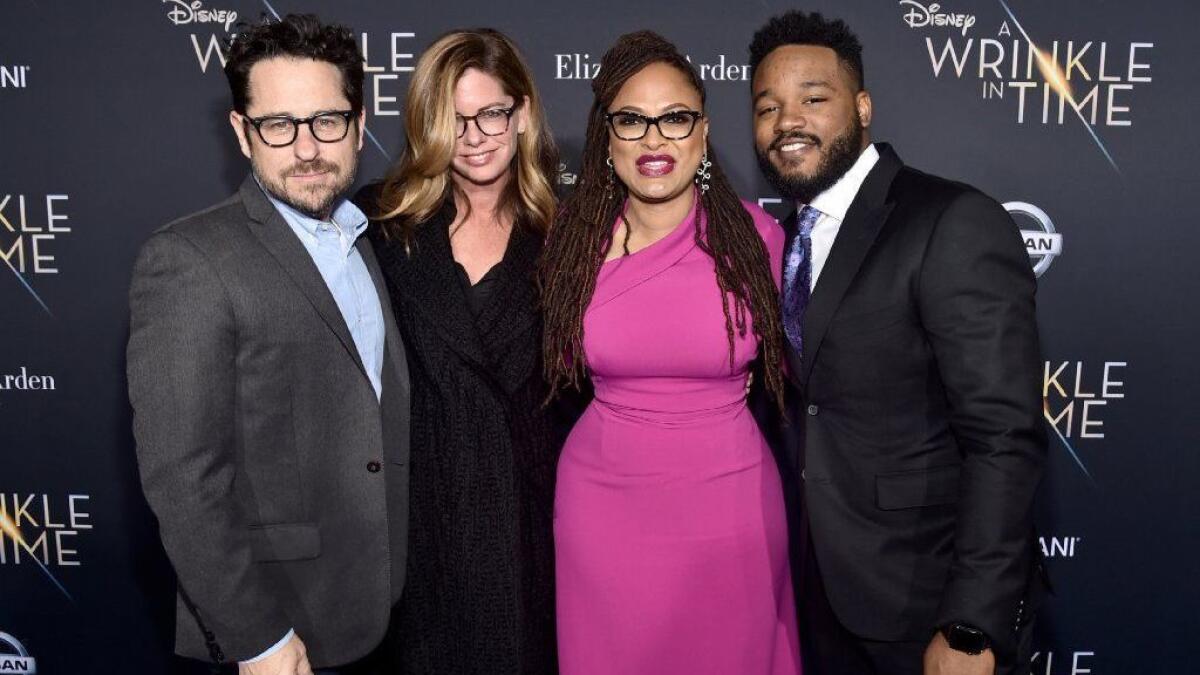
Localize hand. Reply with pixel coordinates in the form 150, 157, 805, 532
924, 632, 995, 675
239, 634, 313, 675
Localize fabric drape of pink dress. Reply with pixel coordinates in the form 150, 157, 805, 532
554, 197, 802, 674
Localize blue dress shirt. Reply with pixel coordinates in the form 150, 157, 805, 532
265, 189, 385, 399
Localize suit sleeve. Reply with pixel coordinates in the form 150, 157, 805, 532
917, 192, 1047, 658
127, 231, 292, 662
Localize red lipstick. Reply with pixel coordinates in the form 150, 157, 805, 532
636, 154, 675, 177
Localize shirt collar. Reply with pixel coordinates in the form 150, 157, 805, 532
256, 178, 368, 240
801, 142, 881, 223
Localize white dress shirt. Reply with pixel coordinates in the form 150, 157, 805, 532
801, 143, 881, 291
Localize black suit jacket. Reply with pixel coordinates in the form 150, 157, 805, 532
128, 177, 411, 667
777, 144, 1047, 659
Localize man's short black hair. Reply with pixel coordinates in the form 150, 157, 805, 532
224, 13, 364, 114
748, 11, 864, 90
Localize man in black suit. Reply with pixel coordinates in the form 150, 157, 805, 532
748, 11, 1047, 675
128, 15, 408, 675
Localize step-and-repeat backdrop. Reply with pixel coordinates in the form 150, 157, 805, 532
3, 1, 1197, 672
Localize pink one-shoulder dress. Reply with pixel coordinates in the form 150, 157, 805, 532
554, 198, 802, 674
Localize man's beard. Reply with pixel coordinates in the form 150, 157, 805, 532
756, 119, 864, 205
254, 156, 357, 220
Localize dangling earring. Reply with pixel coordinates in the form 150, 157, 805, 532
695, 150, 712, 193
605, 156, 615, 200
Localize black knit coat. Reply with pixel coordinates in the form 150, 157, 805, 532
359, 190, 559, 674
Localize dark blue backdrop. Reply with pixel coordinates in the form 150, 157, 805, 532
2, 1, 1197, 672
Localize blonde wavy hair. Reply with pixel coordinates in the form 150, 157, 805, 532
374, 28, 558, 241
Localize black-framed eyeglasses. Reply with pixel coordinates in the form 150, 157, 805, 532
605, 110, 704, 141
456, 106, 516, 138
243, 110, 356, 148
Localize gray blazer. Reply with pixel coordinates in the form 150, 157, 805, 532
127, 176, 410, 667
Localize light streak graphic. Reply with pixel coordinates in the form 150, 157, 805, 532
260, 0, 281, 21
362, 127, 394, 162
1044, 400, 1097, 487
998, 0, 1121, 175
0, 511, 74, 601
1, 250, 52, 316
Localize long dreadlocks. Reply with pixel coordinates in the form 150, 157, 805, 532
539, 30, 785, 411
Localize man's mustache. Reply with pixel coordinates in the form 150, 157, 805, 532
284, 160, 339, 177
770, 132, 822, 152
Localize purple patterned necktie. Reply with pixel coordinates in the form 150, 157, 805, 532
783, 205, 821, 359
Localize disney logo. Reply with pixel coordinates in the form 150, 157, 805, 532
163, 0, 238, 33
556, 162, 578, 186
899, 0, 976, 36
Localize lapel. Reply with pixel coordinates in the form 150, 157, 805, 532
238, 176, 370, 385
477, 226, 543, 393
799, 143, 903, 386
357, 237, 411, 397
388, 201, 489, 369
475, 226, 540, 349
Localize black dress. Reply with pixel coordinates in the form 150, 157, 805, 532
358, 190, 559, 674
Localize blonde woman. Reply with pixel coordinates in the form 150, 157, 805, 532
356, 28, 559, 674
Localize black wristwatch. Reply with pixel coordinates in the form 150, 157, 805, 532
940, 623, 991, 655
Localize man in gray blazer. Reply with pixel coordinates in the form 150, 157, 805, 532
127, 15, 408, 674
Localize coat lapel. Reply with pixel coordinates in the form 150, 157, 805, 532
390, 201, 489, 369
475, 227, 543, 393
239, 177, 370, 383
357, 237, 410, 396
475, 227, 540, 348
799, 144, 903, 386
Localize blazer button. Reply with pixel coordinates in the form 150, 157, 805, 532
806, 404, 819, 416
367, 460, 382, 473
801, 469, 807, 481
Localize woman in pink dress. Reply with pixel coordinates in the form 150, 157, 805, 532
539, 31, 801, 674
